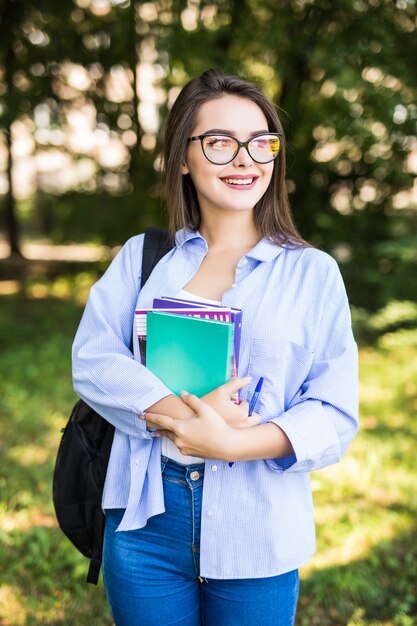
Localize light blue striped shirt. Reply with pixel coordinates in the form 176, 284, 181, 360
72, 228, 358, 579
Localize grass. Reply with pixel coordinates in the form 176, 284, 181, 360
298, 339, 417, 626
0, 276, 416, 625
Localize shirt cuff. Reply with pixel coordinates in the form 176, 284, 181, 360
133, 387, 174, 436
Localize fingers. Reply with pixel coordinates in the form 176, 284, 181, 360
155, 429, 174, 440
143, 413, 175, 431
179, 390, 207, 413
218, 376, 252, 397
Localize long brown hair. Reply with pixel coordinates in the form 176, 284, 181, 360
162, 69, 308, 247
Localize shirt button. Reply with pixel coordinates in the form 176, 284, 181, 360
190, 471, 200, 481
242, 258, 248, 265
206, 510, 214, 517
211, 465, 218, 472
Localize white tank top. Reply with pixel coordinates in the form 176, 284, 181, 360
161, 289, 222, 465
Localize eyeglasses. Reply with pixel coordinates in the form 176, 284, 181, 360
188, 132, 282, 165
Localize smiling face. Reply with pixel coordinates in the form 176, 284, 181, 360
181, 95, 275, 219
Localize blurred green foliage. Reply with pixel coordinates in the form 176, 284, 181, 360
0, 0, 417, 309
352, 299, 417, 345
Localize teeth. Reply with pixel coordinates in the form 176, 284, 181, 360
223, 178, 254, 185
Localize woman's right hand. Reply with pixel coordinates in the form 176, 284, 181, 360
202, 377, 261, 429
144, 377, 260, 431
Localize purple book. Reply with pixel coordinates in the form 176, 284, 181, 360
135, 307, 232, 365
153, 296, 243, 375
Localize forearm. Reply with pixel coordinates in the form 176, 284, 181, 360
228, 423, 294, 462
146, 394, 195, 420
142, 388, 295, 461
146, 376, 251, 425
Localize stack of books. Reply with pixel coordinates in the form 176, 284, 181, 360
135, 296, 242, 397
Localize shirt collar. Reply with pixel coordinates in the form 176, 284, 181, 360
175, 227, 204, 248
175, 227, 287, 262
245, 238, 286, 262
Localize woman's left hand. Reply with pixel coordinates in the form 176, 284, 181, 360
144, 391, 244, 460
201, 377, 260, 429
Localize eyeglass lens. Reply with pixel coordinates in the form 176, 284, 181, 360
201, 134, 280, 164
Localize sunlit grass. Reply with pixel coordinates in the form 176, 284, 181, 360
0, 283, 416, 625
298, 339, 417, 625
0, 287, 113, 625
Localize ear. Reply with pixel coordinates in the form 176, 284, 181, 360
180, 163, 189, 175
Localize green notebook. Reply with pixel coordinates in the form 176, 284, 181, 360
146, 311, 234, 396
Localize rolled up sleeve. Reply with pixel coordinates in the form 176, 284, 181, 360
266, 259, 359, 472
72, 234, 174, 438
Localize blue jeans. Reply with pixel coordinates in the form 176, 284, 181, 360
103, 457, 299, 626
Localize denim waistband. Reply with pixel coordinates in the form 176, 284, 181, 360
161, 455, 205, 479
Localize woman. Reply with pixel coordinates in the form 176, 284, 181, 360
72, 69, 358, 625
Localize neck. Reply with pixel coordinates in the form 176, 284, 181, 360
199, 211, 260, 251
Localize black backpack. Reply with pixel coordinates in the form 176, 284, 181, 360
53, 228, 174, 584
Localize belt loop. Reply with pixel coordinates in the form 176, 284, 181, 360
161, 455, 169, 472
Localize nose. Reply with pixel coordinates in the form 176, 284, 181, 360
232, 145, 253, 167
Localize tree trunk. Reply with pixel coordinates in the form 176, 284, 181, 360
2, 0, 22, 257
127, 0, 142, 185
4, 127, 22, 256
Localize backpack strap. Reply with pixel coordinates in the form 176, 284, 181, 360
141, 227, 174, 289
86, 226, 174, 585
86, 507, 106, 584
86, 420, 116, 584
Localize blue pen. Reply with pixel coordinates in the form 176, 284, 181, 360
229, 377, 264, 467
248, 376, 264, 416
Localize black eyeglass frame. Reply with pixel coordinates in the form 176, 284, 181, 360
188, 132, 282, 165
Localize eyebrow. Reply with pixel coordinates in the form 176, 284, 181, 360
202, 128, 270, 137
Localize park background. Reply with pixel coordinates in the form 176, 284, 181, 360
0, 0, 416, 624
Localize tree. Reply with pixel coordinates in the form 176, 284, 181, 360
0, 0, 149, 253
1, 0, 416, 308
152, 0, 417, 308
0, 0, 80, 254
